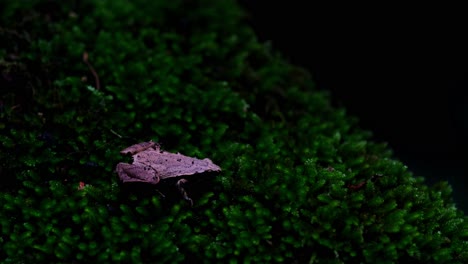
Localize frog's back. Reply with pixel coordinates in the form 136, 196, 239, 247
120, 141, 158, 155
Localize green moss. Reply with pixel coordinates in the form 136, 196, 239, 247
1, 0, 467, 263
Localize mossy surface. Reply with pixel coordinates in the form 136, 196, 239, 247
1, 0, 467, 263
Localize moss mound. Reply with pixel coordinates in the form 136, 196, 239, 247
1, 0, 467, 263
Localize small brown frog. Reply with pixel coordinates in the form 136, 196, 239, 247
116, 141, 221, 206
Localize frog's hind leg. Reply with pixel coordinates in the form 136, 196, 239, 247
176, 179, 193, 207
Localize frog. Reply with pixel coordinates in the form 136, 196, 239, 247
116, 141, 221, 206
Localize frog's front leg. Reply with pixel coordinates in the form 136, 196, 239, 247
116, 162, 160, 184
176, 179, 193, 207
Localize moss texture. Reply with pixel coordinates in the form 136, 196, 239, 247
1, 0, 467, 263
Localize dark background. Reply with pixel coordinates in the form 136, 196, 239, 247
238, 2, 467, 213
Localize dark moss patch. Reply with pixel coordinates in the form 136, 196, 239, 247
1, 0, 467, 263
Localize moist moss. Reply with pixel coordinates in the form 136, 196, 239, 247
1, 0, 467, 263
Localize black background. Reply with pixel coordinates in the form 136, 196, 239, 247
238, 2, 467, 213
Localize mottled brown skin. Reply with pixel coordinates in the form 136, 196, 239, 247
116, 141, 221, 205
120, 141, 157, 155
